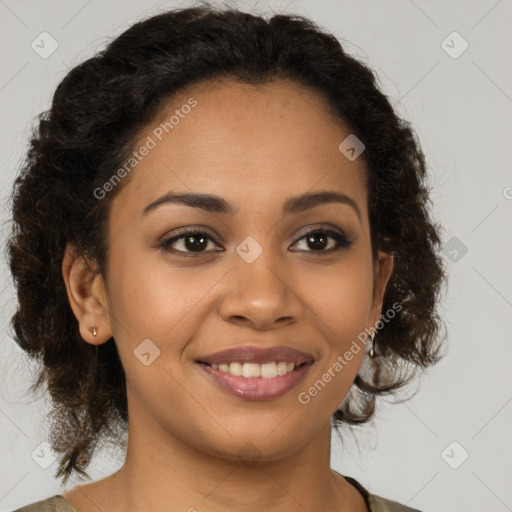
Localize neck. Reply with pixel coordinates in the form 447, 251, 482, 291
99, 407, 366, 512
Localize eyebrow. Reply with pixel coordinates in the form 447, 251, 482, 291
142, 190, 361, 222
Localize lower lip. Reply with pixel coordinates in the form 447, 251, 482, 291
197, 361, 314, 400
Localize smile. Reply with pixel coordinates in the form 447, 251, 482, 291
195, 345, 315, 400
207, 361, 298, 378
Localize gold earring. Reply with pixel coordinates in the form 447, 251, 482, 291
369, 331, 376, 358
90, 326, 98, 337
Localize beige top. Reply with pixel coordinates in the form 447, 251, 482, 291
12, 476, 421, 512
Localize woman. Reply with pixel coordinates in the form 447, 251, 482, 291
8, 4, 446, 511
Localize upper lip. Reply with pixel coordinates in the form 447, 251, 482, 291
196, 346, 315, 365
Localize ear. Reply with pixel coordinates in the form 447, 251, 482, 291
61, 243, 112, 345
369, 250, 394, 327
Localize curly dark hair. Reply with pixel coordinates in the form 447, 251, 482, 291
5, 3, 447, 485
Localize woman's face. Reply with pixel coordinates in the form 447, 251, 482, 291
94, 78, 393, 461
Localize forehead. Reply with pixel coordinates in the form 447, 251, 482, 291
111, 78, 368, 220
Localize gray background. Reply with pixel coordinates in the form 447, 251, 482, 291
1, 1, 511, 511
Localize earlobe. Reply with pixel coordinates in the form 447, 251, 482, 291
61, 244, 112, 345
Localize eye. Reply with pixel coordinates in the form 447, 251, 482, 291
291, 228, 352, 253
159, 228, 222, 255
159, 226, 352, 256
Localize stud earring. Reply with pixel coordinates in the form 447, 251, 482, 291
369, 331, 376, 358
90, 326, 98, 337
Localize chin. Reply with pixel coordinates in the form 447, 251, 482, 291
187, 421, 312, 464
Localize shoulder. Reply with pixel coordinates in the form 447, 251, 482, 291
11, 495, 78, 512
368, 493, 422, 512
342, 474, 422, 512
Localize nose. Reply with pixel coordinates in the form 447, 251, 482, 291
217, 249, 303, 331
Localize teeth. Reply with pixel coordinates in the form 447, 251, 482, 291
209, 361, 298, 378
260, 362, 276, 378
242, 362, 261, 378
277, 362, 288, 376
228, 362, 243, 376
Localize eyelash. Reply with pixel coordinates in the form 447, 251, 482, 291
159, 227, 352, 256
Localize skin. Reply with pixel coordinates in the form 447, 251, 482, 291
61, 78, 394, 512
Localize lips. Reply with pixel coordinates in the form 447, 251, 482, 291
196, 345, 315, 366
195, 345, 315, 400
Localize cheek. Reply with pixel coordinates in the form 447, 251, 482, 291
298, 251, 374, 403
300, 252, 375, 337
106, 247, 221, 340
105, 247, 229, 391
295, 258, 373, 416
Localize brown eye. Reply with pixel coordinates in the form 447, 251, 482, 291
159, 227, 352, 257
291, 229, 352, 253
160, 229, 221, 254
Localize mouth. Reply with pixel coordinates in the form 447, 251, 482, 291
195, 346, 315, 400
